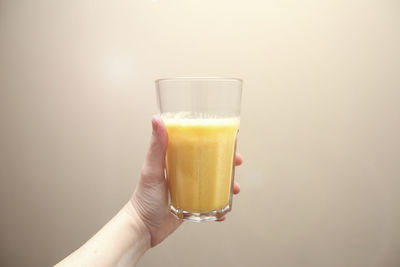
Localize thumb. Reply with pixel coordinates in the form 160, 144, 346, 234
141, 116, 168, 183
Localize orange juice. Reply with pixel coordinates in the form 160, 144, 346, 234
164, 116, 239, 213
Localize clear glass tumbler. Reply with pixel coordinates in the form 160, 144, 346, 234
156, 77, 242, 222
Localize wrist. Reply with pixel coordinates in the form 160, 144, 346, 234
121, 201, 151, 255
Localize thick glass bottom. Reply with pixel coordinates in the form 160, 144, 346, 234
169, 203, 231, 222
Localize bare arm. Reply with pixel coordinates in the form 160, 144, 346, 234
55, 116, 242, 266
55, 202, 150, 267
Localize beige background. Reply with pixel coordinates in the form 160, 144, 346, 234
1, 0, 400, 266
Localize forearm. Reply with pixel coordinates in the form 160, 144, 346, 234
55, 202, 151, 267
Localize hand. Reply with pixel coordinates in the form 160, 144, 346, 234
131, 116, 243, 247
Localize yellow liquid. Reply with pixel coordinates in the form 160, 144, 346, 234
164, 117, 239, 213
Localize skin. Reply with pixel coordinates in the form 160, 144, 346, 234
56, 116, 242, 266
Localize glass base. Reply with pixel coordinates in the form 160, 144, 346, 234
168, 203, 231, 222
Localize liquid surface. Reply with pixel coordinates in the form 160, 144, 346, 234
163, 115, 239, 213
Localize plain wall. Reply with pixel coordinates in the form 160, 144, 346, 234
1, 0, 399, 266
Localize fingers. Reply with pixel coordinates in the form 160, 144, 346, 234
216, 216, 226, 222
233, 181, 240, 194
141, 116, 168, 183
215, 181, 240, 222
234, 153, 242, 194
235, 153, 243, 166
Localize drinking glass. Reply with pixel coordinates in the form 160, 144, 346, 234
156, 77, 242, 222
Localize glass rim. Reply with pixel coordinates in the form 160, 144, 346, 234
155, 77, 242, 83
